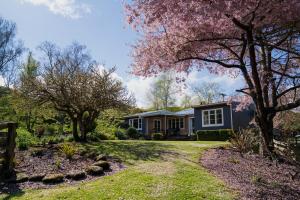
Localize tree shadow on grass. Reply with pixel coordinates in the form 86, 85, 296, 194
80, 141, 178, 164
0, 181, 25, 200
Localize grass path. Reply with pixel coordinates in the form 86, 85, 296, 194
1, 141, 235, 200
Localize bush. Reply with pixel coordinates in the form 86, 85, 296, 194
59, 143, 77, 159
152, 133, 164, 140
16, 128, 37, 150
115, 131, 128, 140
230, 128, 259, 153
126, 127, 140, 139
88, 131, 115, 141
196, 129, 233, 141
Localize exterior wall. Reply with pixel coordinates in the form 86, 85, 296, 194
194, 105, 232, 131
231, 103, 255, 130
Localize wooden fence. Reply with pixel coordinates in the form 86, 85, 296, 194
0, 122, 17, 176
274, 137, 300, 161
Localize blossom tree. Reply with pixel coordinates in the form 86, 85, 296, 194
126, 0, 300, 155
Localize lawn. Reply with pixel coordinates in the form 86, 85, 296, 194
1, 140, 235, 200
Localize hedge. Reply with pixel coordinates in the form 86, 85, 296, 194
196, 129, 233, 141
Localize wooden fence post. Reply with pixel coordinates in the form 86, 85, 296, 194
5, 122, 17, 173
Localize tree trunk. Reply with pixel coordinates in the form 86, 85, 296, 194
71, 117, 80, 142
78, 117, 87, 142
255, 114, 274, 156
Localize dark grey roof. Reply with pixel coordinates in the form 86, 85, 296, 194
175, 108, 194, 116
192, 102, 229, 109
125, 108, 194, 118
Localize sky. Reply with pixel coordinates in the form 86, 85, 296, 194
0, 0, 244, 108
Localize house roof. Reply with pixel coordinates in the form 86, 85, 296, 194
124, 108, 194, 118
175, 108, 194, 116
192, 102, 229, 109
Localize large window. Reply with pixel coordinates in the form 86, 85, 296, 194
168, 118, 184, 129
129, 118, 142, 130
154, 119, 161, 132
202, 108, 223, 127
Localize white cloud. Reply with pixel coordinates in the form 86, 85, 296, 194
126, 76, 156, 108
20, 0, 91, 19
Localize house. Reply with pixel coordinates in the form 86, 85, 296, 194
124, 101, 255, 137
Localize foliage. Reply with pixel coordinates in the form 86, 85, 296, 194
22, 42, 134, 141
147, 72, 178, 109
193, 82, 222, 104
115, 131, 128, 140
59, 143, 77, 159
126, 0, 300, 154
126, 127, 140, 139
230, 128, 259, 153
152, 133, 164, 140
16, 128, 37, 150
0, 17, 23, 74
196, 129, 233, 141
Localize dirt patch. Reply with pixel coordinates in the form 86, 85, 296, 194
0, 144, 125, 195
201, 148, 300, 200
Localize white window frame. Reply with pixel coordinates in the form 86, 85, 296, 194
153, 119, 161, 132
167, 117, 184, 129
129, 118, 142, 130
202, 108, 224, 127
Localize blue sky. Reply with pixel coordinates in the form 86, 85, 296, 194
0, 0, 244, 107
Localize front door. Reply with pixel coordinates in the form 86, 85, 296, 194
154, 119, 161, 132
188, 117, 195, 136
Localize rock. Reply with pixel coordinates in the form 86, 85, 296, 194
29, 174, 46, 182
65, 171, 86, 180
86, 166, 104, 176
87, 152, 97, 159
6, 173, 29, 183
93, 161, 110, 170
95, 154, 107, 161
42, 174, 64, 184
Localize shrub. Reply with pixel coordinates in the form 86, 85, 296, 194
126, 127, 140, 139
152, 133, 164, 140
230, 128, 259, 153
88, 131, 115, 141
59, 143, 77, 159
196, 129, 233, 141
115, 131, 128, 140
16, 128, 37, 150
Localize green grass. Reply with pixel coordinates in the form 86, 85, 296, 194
1, 140, 235, 200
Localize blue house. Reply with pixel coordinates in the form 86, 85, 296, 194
124, 101, 255, 137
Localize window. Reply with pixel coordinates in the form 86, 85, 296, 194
168, 118, 184, 129
154, 119, 161, 132
129, 118, 142, 130
202, 108, 223, 127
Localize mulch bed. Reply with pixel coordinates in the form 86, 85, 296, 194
201, 148, 300, 200
0, 144, 125, 195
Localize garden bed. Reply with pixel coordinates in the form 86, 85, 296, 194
0, 144, 125, 194
201, 147, 300, 200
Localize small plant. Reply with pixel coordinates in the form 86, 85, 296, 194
16, 128, 37, 150
54, 159, 62, 169
227, 156, 240, 164
152, 133, 164, 140
115, 131, 128, 140
230, 128, 259, 153
59, 143, 77, 159
251, 175, 266, 185
126, 127, 140, 139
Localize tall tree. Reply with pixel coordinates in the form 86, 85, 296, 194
193, 82, 221, 104
13, 52, 40, 132
24, 42, 134, 141
0, 17, 23, 80
147, 72, 177, 109
180, 94, 193, 108
126, 0, 300, 155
